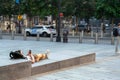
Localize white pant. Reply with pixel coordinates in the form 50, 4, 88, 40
115, 36, 120, 54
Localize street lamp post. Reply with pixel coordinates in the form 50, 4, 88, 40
56, 0, 61, 42
18, 1, 21, 33
16, 0, 21, 33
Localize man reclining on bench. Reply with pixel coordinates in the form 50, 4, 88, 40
9, 49, 50, 64
26, 49, 50, 64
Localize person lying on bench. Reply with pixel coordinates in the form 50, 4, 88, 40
26, 49, 50, 63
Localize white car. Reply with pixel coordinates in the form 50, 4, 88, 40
25, 25, 56, 37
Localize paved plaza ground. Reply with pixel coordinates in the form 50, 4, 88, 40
0, 39, 120, 80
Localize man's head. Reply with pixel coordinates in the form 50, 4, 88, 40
28, 50, 32, 54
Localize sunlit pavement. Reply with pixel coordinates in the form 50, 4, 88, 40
0, 39, 120, 80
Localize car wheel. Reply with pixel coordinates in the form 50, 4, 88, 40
26, 32, 30, 36
42, 32, 48, 37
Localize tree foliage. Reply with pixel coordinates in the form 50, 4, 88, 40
0, 0, 119, 22
96, 0, 120, 19
0, 0, 16, 17
62, 0, 95, 18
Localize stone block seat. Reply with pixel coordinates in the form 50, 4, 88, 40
32, 52, 95, 75
0, 52, 95, 80
0, 59, 31, 80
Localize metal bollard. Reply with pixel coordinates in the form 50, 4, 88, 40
50, 32, 53, 42
79, 31, 83, 43
23, 31, 27, 40
36, 32, 40, 41
72, 30, 75, 37
11, 30, 14, 40
91, 31, 93, 38
0, 29, 2, 39
81, 30, 84, 37
100, 31, 103, 38
111, 36, 115, 45
111, 32, 114, 45
95, 32, 98, 44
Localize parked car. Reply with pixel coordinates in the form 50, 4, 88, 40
25, 25, 56, 37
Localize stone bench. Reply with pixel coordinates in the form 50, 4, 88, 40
31, 53, 95, 75
0, 61, 31, 80
0, 53, 95, 80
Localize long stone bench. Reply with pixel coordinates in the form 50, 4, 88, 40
32, 53, 95, 75
0, 53, 95, 80
0, 61, 31, 80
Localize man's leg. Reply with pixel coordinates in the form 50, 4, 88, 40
115, 36, 120, 55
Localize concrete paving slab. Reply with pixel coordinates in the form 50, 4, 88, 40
0, 39, 119, 80
0, 39, 96, 67
18, 56, 120, 80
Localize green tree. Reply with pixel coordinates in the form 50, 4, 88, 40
96, 0, 120, 24
0, 0, 15, 16
62, 0, 95, 23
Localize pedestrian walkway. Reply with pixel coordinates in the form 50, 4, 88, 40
0, 39, 120, 80
18, 55, 120, 80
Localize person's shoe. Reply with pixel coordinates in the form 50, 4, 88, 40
46, 49, 50, 54
45, 49, 50, 59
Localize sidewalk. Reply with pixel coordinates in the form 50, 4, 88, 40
0, 39, 120, 80
19, 55, 120, 80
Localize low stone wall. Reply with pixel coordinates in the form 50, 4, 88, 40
32, 53, 95, 75
0, 53, 95, 80
0, 61, 31, 80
